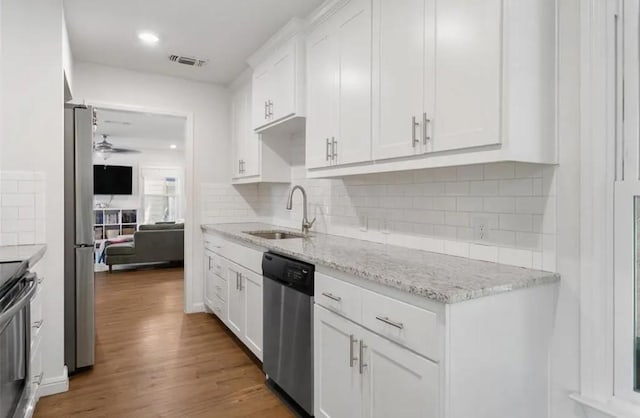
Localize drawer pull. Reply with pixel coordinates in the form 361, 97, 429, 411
375, 315, 404, 330
322, 292, 342, 302
32, 319, 44, 329
32, 372, 43, 385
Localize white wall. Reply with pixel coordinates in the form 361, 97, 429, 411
1, 0, 68, 393
62, 9, 73, 99
72, 61, 229, 313
550, 0, 583, 416
93, 148, 185, 210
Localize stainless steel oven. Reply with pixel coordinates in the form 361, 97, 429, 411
0, 262, 37, 418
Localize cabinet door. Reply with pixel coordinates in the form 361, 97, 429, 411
372, 0, 426, 160
362, 329, 439, 418
252, 65, 273, 129
231, 87, 245, 178
270, 43, 296, 122
306, 19, 338, 169
242, 269, 263, 360
226, 263, 245, 337
314, 305, 363, 418
431, 0, 502, 152
335, 0, 372, 165
241, 82, 260, 177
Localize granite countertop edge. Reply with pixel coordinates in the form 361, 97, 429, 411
201, 223, 560, 304
0, 244, 47, 267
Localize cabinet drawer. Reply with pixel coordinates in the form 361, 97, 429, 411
30, 334, 43, 396
214, 274, 228, 302
362, 290, 440, 362
212, 296, 226, 321
204, 234, 225, 253
211, 253, 224, 278
221, 239, 263, 275
315, 272, 362, 323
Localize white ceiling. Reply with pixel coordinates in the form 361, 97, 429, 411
94, 108, 186, 151
63, 0, 323, 84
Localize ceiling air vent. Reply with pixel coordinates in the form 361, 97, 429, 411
169, 54, 208, 67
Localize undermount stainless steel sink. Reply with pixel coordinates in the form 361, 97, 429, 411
245, 230, 306, 240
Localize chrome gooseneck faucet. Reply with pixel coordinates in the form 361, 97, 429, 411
286, 185, 316, 235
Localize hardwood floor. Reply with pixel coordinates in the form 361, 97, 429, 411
34, 266, 293, 418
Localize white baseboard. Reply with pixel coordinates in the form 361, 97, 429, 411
38, 366, 69, 398
186, 301, 205, 314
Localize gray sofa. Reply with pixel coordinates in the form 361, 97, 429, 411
105, 223, 184, 272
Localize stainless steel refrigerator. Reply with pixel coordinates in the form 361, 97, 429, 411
64, 104, 95, 374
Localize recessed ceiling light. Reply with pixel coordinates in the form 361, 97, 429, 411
170, 144, 177, 149
138, 31, 159, 45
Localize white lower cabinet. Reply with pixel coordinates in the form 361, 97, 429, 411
315, 270, 557, 418
314, 305, 363, 418
226, 262, 245, 337
242, 269, 263, 359
314, 305, 438, 418
203, 237, 263, 361
362, 329, 439, 418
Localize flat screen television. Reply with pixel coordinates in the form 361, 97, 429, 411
93, 165, 133, 195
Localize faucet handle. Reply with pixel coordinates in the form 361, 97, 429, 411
308, 217, 316, 228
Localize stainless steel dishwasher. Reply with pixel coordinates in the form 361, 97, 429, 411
262, 252, 315, 417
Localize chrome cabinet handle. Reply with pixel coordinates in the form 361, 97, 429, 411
264, 101, 268, 119
423, 112, 431, 144
412, 116, 420, 147
349, 334, 357, 367
359, 340, 367, 374
32, 319, 44, 329
32, 372, 44, 385
268, 100, 274, 118
332, 137, 337, 160
321, 292, 341, 302
326, 138, 331, 161
375, 315, 404, 329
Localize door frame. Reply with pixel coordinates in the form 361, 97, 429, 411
77, 100, 197, 313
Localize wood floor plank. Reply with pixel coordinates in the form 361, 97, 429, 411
34, 267, 294, 418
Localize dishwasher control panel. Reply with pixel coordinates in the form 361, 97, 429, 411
262, 252, 315, 295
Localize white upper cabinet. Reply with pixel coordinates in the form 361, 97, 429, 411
306, 19, 338, 169
372, 0, 428, 160
305, 0, 556, 177
249, 19, 306, 132
230, 74, 291, 184
373, 0, 501, 159
306, 0, 372, 169
431, 0, 502, 153
231, 81, 260, 179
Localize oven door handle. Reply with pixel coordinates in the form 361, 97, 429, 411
0, 277, 37, 327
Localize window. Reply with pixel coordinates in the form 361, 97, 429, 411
141, 167, 183, 225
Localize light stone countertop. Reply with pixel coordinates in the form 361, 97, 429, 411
0, 244, 47, 267
201, 222, 560, 304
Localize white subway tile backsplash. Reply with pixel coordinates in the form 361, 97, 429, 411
0, 171, 46, 246
484, 197, 516, 213
484, 162, 516, 179
499, 179, 533, 196
199, 157, 557, 270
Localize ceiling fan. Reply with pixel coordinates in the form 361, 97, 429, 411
94, 134, 140, 155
